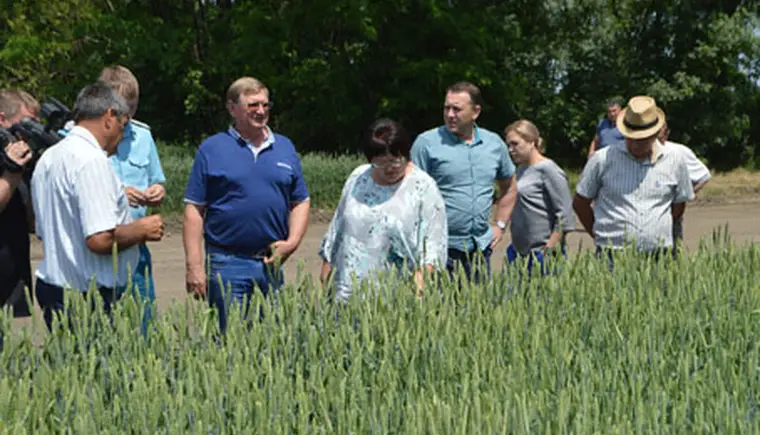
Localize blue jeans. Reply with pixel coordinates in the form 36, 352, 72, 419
506, 244, 565, 278
35, 278, 121, 332
446, 247, 492, 284
206, 250, 283, 334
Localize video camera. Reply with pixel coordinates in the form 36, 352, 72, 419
0, 98, 72, 173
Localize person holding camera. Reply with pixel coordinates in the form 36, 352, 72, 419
31, 82, 164, 331
0, 89, 40, 320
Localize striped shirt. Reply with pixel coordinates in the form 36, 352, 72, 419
31, 126, 140, 291
576, 141, 694, 251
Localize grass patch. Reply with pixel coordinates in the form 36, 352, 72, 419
697, 168, 760, 201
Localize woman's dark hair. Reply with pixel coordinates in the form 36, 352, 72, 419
361, 118, 412, 161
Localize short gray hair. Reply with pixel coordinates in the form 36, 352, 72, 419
73, 81, 130, 122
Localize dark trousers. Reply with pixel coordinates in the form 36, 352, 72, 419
35, 278, 120, 332
596, 246, 675, 271
0, 278, 33, 318
446, 247, 493, 284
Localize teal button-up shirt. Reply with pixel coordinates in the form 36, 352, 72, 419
109, 120, 166, 220
411, 125, 515, 252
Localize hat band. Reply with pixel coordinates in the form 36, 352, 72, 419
623, 116, 659, 131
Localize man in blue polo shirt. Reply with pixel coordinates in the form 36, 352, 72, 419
411, 81, 517, 283
183, 76, 310, 333
587, 98, 625, 158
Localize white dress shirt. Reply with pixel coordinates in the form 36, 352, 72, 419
32, 126, 139, 291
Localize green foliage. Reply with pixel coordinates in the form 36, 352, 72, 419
2, 237, 760, 431
0, 0, 758, 169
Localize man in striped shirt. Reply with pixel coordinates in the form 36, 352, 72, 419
573, 96, 694, 263
32, 82, 164, 331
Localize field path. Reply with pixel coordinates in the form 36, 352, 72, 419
20, 200, 760, 320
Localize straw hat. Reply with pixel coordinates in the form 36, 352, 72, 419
616, 96, 666, 140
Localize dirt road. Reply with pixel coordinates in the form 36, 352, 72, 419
24, 201, 759, 315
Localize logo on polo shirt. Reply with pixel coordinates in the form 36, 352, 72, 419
277, 162, 293, 170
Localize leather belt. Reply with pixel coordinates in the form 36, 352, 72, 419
206, 241, 271, 259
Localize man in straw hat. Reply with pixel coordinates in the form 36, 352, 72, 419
572, 95, 694, 265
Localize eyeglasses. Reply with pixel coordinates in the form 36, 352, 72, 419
371, 157, 406, 169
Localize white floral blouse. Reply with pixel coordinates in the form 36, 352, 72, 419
319, 164, 448, 301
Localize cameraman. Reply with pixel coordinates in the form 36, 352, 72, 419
0, 89, 39, 319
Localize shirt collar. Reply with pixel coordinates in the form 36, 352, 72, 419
68, 125, 106, 155
616, 139, 666, 164
123, 120, 136, 139
441, 124, 482, 145
228, 125, 275, 148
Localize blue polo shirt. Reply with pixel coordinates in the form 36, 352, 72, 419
184, 127, 309, 254
411, 126, 515, 252
110, 120, 166, 220
596, 117, 624, 149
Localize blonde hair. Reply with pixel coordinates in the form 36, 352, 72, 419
98, 65, 140, 116
0, 89, 40, 119
505, 119, 544, 153
226, 77, 269, 105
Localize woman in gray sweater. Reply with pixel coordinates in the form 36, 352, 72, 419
504, 120, 575, 276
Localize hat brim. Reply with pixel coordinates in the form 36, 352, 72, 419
616, 107, 666, 140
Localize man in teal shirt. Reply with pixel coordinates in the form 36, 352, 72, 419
99, 66, 166, 329
411, 81, 516, 283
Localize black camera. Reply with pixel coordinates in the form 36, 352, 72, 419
0, 98, 72, 173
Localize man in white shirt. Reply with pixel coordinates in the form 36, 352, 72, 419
32, 82, 164, 331
573, 96, 695, 267
658, 121, 712, 242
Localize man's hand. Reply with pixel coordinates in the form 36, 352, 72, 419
264, 239, 298, 265
137, 214, 164, 241
490, 225, 504, 249
125, 186, 147, 207
144, 184, 166, 206
4, 141, 33, 168
186, 265, 207, 300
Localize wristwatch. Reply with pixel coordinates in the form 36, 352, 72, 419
496, 220, 506, 230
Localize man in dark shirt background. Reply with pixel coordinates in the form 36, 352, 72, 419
0, 89, 40, 319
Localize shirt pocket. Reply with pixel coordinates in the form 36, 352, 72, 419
644, 176, 677, 200
123, 154, 150, 190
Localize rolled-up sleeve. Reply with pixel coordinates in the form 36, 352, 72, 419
184, 149, 208, 205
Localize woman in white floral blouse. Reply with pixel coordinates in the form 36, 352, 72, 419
319, 119, 448, 302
